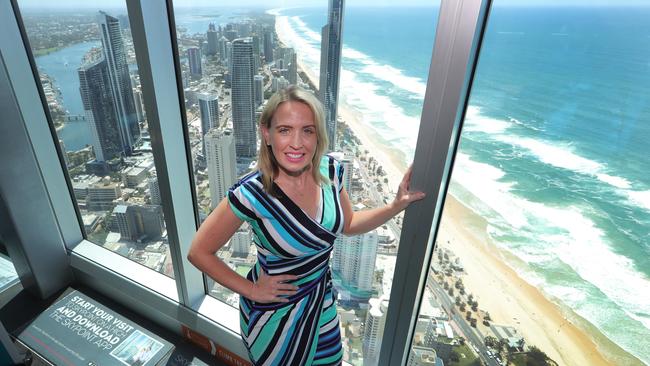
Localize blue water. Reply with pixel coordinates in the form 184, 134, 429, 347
274, 5, 650, 364
35, 41, 100, 151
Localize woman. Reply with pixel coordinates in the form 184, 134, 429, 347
188, 85, 424, 365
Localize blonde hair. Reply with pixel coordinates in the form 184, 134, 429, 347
257, 85, 329, 195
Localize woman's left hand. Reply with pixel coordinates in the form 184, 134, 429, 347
392, 165, 426, 212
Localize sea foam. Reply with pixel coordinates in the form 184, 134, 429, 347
453, 152, 650, 355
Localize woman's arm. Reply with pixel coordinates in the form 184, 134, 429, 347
187, 198, 297, 303
342, 166, 425, 236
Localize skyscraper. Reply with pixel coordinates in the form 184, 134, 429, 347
363, 297, 389, 366
207, 23, 218, 56
319, 0, 345, 151
98, 11, 139, 155
263, 30, 274, 64
205, 128, 237, 209
251, 34, 261, 72
289, 51, 298, 85
329, 151, 353, 193
230, 227, 252, 257
231, 38, 257, 158
225, 29, 238, 42
198, 92, 220, 155
332, 230, 378, 294
218, 36, 229, 61
254, 75, 264, 107
78, 58, 122, 162
187, 47, 202, 78
133, 89, 144, 122
148, 175, 161, 205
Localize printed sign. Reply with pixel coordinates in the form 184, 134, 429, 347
18, 288, 174, 366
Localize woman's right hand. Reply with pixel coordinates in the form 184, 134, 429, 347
249, 271, 299, 303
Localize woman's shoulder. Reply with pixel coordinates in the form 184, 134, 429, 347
319, 154, 345, 190
230, 170, 263, 193
319, 153, 341, 172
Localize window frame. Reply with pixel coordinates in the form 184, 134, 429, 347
378, 0, 492, 364
0, 0, 494, 363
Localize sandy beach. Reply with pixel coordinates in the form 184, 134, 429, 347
276, 23, 639, 366
337, 89, 618, 364
437, 195, 643, 366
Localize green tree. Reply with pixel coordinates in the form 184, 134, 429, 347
484, 335, 498, 348
449, 351, 460, 363
527, 346, 550, 366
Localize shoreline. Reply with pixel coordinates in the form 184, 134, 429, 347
276, 21, 642, 366
438, 195, 641, 366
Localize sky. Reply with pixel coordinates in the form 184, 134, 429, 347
16, 0, 650, 9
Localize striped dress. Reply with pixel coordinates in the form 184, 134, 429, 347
227, 155, 346, 366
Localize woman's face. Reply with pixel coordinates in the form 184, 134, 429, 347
262, 101, 318, 176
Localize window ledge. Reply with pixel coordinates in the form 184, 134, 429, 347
71, 240, 178, 301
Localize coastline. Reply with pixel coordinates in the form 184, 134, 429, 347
438, 195, 641, 366
275, 20, 642, 366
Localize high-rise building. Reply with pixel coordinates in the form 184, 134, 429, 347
251, 35, 261, 72
263, 30, 274, 64
98, 11, 140, 155
319, 0, 345, 151
254, 75, 264, 107
363, 297, 389, 365
329, 151, 353, 193
78, 58, 122, 162
230, 227, 252, 257
198, 92, 220, 155
133, 89, 144, 122
407, 347, 440, 366
231, 38, 257, 159
113, 204, 165, 242
205, 128, 237, 209
332, 230, 378, 293
226, 41, 234, 77
148, 175, 161, 205
218, 36, 229, 61
187, 47, 202, 78
207, 23, 218, 56
272, 76, 289, 92
225, 29, 238, 42
288, 51, 298, 85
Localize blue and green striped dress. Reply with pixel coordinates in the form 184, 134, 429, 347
227, 154, 345, 366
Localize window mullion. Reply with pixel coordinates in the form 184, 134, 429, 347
378, 0, 492, 365
126, 0, 204, 307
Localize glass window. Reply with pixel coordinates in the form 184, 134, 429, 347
172, 2, 441, 365
172, 3, 340, 304
170, 2, 280, 306
410, 3, 650, 366
325, 4, 440, 366
0, 238, 19, 293
18, 2, 175, 278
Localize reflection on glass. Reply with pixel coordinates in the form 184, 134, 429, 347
412, 4, 650, 366
19, 3, 174, 278
0, 252, 19, 292
174, 2, 439, 364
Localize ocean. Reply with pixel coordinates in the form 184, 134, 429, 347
34, 5, 650, 364
273, 5, 650, 364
